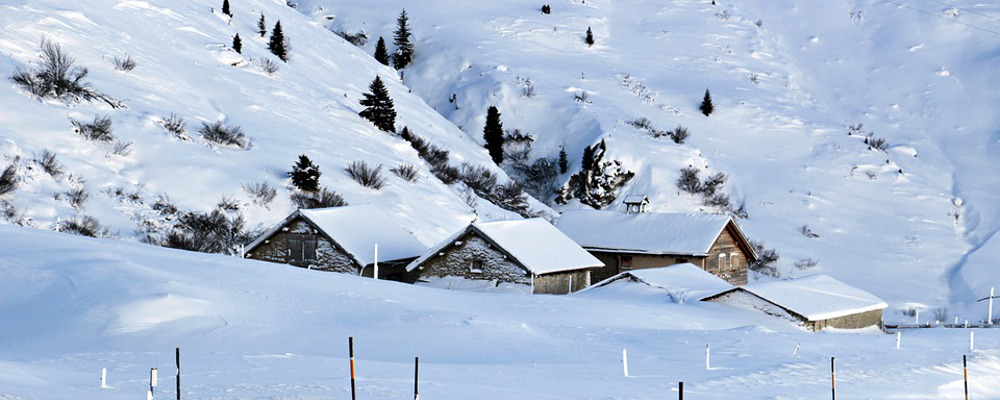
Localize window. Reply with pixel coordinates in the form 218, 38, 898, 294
677, 258, 688, 264
469, 259, 484, 274
620, 256, 633, 271
729, 252, 739, 270
718, 253, 727, 270
288, 235, 318, 266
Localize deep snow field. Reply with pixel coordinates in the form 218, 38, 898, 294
1, 225, 999, 399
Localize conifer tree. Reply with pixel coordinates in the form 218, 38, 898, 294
483, 106, 504, 164
392, 9, 414, 69
700, 88, 714, 116
558, 147, 568, 174
290, 155, 321, 193
232, 33, 242, 54
585, 27, 595, 47
374, 36, 390, 66
257, 13, 267, 37
222, 0, 232, 17
359, 76, 397, 132
268, 20, 288, 62
581, 144, 595, 171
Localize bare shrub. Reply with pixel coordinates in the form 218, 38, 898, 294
390, 163, 419, 182
676, 166, 702, 193
459, 163, 498, 196
258, 58, 279, 75
491, 181, 530, 216
198, 121, 249, 149
866, 134, 889, 151
346, 161, 387, 190
703, 192, 730, 209
749, 240, 780, 277
161, 113, 187, 139
11, 39, 123, 108
0, 164, 16, 196
932, 307, 949, 323
798, 224, 819, 238
573, 91, 591, 103
290, 187, 348, 209
217, 195, 241, 211
702, 172, 727, 196
111, 141, 133, 157
61, 215, 110, 238
71, 115, 115, 142
335, 30, 369, 46
794, 258, 818, 270
112, 54, 137, 72
669, 125, 691, 144
431, 163, 460, 184
162, 209, 250, 254
63, 187, 89, 210
626, 117, 653, 131
242, 181, 277, 208
36, 150, 62, 178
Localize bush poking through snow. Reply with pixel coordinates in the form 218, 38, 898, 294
798, 224, 819, 238
0, 164, 16, 197
749, 240, 780, 277
289, 155, 321, 193
111, 141, 133, 157
161, 113, 187, 139
677, 166, 703, 193
794, 258, 819, 270
399, 127, 460, 184
198, 121, 249, 149
866, 134, 889, 152
112, 54, 137, 72
162, 209, 250, 254
626, 117, 653, 131
290, 187, 347, 209
258, 58, 280, 75
556, 140, 635, 209
336, 30, 369, 47
242, 182, 277, 208
71, 115, 115, 142
61, 215, 110, 238
669, 125, 691, 144
390, 163, 419, 182
346, 161, 387, 190
62, 188, 89, 210
36, 150, 62, 178
11, 40, 123, 108
573, 91, 591, 103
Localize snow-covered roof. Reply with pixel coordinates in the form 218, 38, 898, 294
247, 205, 427, 267
623, 194, 649, 204
718, 275, 888, 321
407, 218, 604, 275
584, 263, 734, 302
556, 209, 752, 257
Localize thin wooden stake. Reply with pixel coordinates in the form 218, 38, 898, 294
150, 367, 158, 399
963, 354, 969, 400
414, 356, 419, 400
175, 348, 180, 400
831, 357, 836, 400
678, 381, 684, 400
349, 337, 357, 400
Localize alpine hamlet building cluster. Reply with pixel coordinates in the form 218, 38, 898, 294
244, 198, 886, 329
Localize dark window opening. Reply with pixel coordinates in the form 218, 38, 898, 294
288, 235, 318, 266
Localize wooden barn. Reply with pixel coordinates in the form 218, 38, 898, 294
555, 209, 758, 285
244, 205, 428, 280
701, 275, 888, 331
406, 218, 605, 295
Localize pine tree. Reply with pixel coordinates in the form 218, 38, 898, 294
232, 33, 242, 54
483, 106, 504, 164
581, 144, 595, 171
374, 36, 390, 66
359, 76, 397, 132
392, 9, 414, 69
257, 13, 267, 37
290, 155, 321, 193
585, 27, 595, 47
268, 20, 288, 62
222, 0, 231, 17
700, 88, 714, 116
558, 147, 568, 174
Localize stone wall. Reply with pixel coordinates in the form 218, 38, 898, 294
809, 309, 883, 331
415, 233, 531, 285
534, 269, 591, 295
247, 219, 358, 273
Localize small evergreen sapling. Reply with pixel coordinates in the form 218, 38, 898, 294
257, 13, 267, 37
541, 4, 551, 14
290, 155, 321, 192
232, 33, 242, 54
483, 106, 504, 164
358, 76, 397, 132
700, 88, 714, 116
374, 36, 390, 66
585, 27, 595, 46
392, 9, 414, 69
268, 21, 288, 61
222, 0, 232, 17
558, 147, 569, 174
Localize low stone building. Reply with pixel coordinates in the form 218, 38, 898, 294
582, 263, 734, 304
406, 219, 605, 294
701, 275, 888, 331
555, 209, 758, 285
244, 205, 427, 280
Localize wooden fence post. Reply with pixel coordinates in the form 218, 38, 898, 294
964, 355, 969, 400
349, 337, 357, 400
831, 357, 836, 400
678, 381, 683, 400
175, 348, 180, 400
622, 348, 629, 377
414, 356, 419, 400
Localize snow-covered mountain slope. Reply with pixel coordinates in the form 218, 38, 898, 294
0, 0, 535, 249
294, 0, 1000, 316
2, 225, 999, 399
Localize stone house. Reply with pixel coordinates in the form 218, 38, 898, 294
701, 274, 888, 331
555, 209, 758, 285
406, 218, 605, 294
244, 205, 427, 280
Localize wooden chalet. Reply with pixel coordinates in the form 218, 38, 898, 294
555, 209, 758, 285
244, 205, 427, 280
406, 218, 605, 295
702, 275, 888, 331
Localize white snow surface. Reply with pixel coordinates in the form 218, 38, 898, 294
735, 274, 890, 321
408, 218, 603, 275
556, 209, 735, 255
298, 205, 427, 265
583, 263, 734, 303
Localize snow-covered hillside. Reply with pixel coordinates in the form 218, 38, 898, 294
2, 225, 999, 399
294, 0, 1000, 317
0, 0, 536, 250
